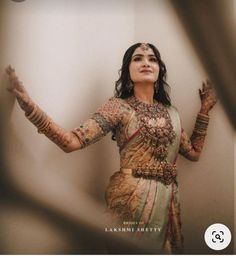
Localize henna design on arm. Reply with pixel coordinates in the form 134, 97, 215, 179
179, 112, 209, 161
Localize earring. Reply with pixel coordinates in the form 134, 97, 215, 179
127, 80, 133, 92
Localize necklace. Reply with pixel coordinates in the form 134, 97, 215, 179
127, 95, 176, 161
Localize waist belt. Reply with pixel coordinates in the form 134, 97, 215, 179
121, 162, 177, 186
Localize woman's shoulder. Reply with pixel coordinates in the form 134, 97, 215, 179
96, 96, 129, 113
101, 97, 132, 118
107, 96, 126, 103
106, 96, 130, 107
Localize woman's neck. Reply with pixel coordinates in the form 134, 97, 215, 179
133, 83, 154, 104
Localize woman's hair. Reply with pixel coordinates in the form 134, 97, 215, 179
114, 42, 171, 106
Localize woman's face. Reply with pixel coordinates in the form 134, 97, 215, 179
129, 46, 159, 85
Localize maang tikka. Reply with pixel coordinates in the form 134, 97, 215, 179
140, 43, 150, 51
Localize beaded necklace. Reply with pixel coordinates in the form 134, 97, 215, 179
127, 95, 176, 161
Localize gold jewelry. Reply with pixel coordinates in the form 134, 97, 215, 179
26, 104, 37, 120
31, 110, 43, 124
198, 112, 209, 120
36, 112, 47, 127
122, 161, 177, 185
127, 96, 176, 161
192, 112, 210, 137
38, 120, 52, 134
140, 43, 150, 51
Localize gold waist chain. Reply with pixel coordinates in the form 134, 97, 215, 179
121, 162, 177, 186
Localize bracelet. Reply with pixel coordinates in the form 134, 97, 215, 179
194, 123, 208, 130
26, 104, 37, 120
197, 113, 209, 121
38, 119, 52, 134
31, 110, 44, 125
193, 129, 207, 136
25, 103, 52, 135
37, 112, 48, 128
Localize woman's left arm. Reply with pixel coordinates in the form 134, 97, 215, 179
179, 80, 217, 161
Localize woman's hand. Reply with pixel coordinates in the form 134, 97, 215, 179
199, 79, 217, 115
6, 65, 34, 115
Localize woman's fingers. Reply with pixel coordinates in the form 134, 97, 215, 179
6, 66, 26, 93
206, 79, 212, 90
201, 79, 213, 94
5, 65, 15, 75
202, 81, 206, 91
14, 80, 25, 92
12, 88, 21, 97
6, 65, 17, 81
8, 75, 22, 92
6, 65, 17, 83
6, 66, 16, 81
9, 73, 18, 83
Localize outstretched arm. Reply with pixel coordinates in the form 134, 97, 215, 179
6, 65, 84, 153
6, 66, 123, 153
179, 80, 217, 161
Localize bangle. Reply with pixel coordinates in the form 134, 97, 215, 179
31, 110, 44, 125
37, 112, 47, 128
198, 112, 209, 121
193, 129, 207, 136
38, 119, 52, 134
26, 104, 37, 120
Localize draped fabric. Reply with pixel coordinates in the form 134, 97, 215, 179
72, 96, 193, 254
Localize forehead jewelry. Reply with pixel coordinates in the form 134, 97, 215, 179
140, 43, 150, 51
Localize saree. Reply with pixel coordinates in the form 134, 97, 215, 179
72, 96, 185, 254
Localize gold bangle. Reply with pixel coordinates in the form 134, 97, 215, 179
193, 129, 207, 136
37, 112, 48, 128
196, 119, 208, 124
197, 113, 209, 121
195, 123, 208, 129
38, 118, 50, 132
31, 110, 44, 125
26, 104, 37, 120
38, 120, 52, 134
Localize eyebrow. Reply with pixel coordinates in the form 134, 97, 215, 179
132, 54, 156, 58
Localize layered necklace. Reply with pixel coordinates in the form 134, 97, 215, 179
127, 95, 176, 161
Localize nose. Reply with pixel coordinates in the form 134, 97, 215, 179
142, 58, 150, 67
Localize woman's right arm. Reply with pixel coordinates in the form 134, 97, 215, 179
6, 66, 123, 153
6, 65, 84, 153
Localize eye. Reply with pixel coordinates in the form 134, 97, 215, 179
150, 57, 157, 62
133, 57, 142, 62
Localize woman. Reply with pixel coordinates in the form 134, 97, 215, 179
5, 43, 217, 254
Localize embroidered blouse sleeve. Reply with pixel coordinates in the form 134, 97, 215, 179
71, 97, 123, 149
179, 128, 194, 155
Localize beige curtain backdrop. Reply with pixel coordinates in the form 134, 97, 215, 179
0, 0, 234, 254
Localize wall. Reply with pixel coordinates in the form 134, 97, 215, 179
0, 0, 234, 254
